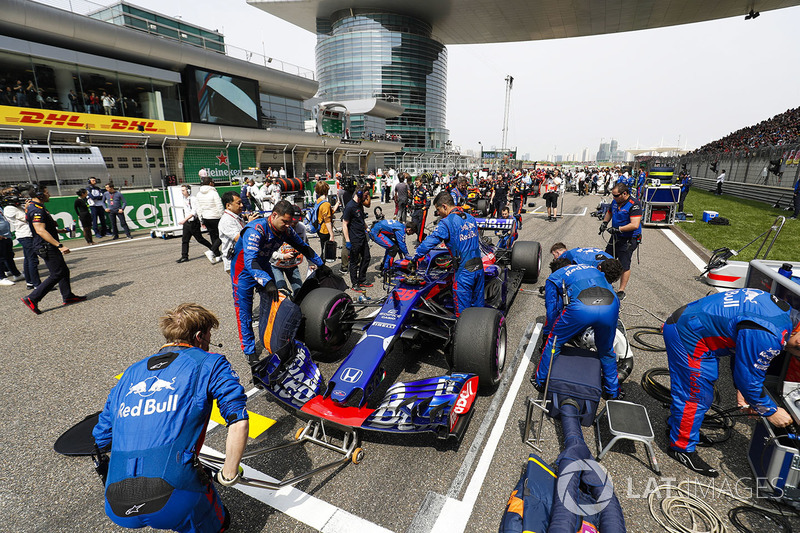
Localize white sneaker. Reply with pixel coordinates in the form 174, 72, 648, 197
8, 274, 24, 282
214, 256, 222, 264
204, 250, 216, 263
0, 278, 14, 286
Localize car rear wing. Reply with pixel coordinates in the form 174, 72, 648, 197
474, 217, 516, 232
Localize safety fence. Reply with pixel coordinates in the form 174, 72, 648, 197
677, 143, 800, 203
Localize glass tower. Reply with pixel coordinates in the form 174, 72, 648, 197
315, 10, 449, 154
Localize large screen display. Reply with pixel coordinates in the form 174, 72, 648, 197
187, 67, 260, 128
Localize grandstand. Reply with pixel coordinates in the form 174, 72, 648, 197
674, 106, 800, 206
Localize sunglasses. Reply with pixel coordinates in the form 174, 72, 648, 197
612, 193, 622, 198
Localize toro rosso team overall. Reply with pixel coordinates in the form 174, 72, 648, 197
664, 289, 796, 454
535, 263, 621, 397
93, 346, 248, 533
231, 211, 323, 363
369, 218, 411, 270
413, 196, 484, 316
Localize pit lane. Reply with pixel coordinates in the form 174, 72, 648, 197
4, 193, 799, 532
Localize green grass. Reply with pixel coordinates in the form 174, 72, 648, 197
677, 189, 800, 262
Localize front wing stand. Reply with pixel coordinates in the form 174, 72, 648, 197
198, 419, 363, 490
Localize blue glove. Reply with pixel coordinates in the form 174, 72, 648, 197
310, 255, 324, 267
405, 255, 412, 261
345, 242, 352, 250
411, 254, 420, 262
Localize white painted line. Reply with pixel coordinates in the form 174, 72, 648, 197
13, 235, 152, 261
431, 322, 543, 533
660, 228, 706, 271
532, 206, 544, 214
200, 444, 393, 533
562, 207, 588, 217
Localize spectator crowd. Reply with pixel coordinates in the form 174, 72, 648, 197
688, 106, 800, 157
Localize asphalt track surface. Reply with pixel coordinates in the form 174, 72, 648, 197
4, 192, 800, 532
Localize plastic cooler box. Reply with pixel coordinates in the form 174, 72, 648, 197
702, 210, 719, 222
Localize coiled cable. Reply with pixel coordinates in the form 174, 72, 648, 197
649, 480, 792, 533
728, 505, 793, 533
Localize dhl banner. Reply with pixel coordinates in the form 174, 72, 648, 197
0, 105, 191, 136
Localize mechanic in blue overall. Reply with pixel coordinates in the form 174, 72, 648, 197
550, 242, 612, 267
599, 183, 641, 301
231, 200, 324, 368
412, 191, 484, 316
533, 257, 624, 399
678, 170, 693, 213
368, 207, 414, 270
662, 289, 799, 477
450, 176, 469, 207
93, 303, 249, 533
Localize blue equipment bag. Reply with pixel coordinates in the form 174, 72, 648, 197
546, 347, 602, 426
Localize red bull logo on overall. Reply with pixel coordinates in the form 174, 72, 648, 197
118, 394, 178, 418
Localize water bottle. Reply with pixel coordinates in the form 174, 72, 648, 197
778, 263, 793, 279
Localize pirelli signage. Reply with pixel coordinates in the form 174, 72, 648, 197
0, 105, 191, 136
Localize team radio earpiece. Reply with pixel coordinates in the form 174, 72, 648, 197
195, 331, 223, 348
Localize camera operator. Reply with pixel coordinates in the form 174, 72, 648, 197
599, 183, 641, 301
92, 303, 248, 533
218, 192, 257, 273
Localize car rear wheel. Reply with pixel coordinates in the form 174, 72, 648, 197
452, 307, 506, 390
511, 241, 541, 282
300, 287, 354, 361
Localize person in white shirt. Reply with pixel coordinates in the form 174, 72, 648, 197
195, 173, 225, 263
279, 167, 286, 179
219, 191, 257, 272
176, 184, 215, 263
715, 169, 726, 195
1, 190, 32, 286
267, 179, 281, 205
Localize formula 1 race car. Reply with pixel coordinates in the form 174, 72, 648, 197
254, 221, 541, 444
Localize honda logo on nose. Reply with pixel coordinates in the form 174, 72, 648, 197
340, 367, 363, 383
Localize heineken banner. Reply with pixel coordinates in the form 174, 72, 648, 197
181, 147, 257, 183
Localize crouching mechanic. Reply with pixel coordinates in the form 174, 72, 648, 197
550, 242, 612, 267
533, 257, 624, 399
412, 191, 484, 316
662, 289, 799, 477
231, 200, 324, 367
92, 303, 248, 533
369, 207, 414, 270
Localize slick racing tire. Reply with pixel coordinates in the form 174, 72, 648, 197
300, 287, 354, 361
476, 198, 490, 217
510, 241, 541, 282
452, 307, 506, 390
